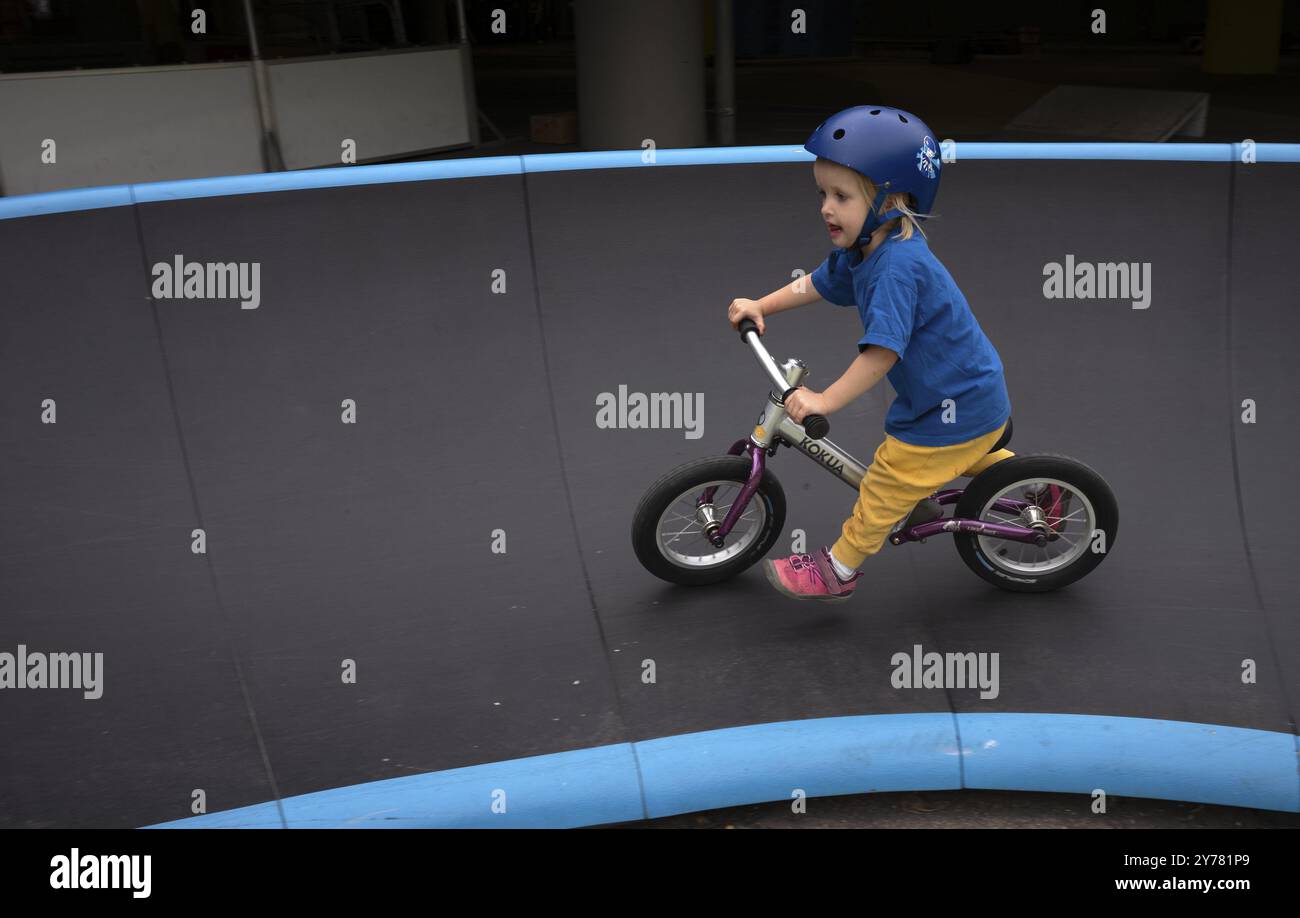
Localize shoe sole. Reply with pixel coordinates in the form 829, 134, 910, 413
763, 560, 855, 603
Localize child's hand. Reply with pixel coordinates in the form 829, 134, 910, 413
727, 298, 766, 334
784, 387, 830, 424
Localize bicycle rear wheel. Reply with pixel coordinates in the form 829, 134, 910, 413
953, 453, 1118, 593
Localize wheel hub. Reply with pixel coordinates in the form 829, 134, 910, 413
650, 476, 772, 572
695, 502, 726, 547
977, 477, 1094, 575
1020, 500, 1058, 542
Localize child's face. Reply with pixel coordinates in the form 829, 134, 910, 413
814, 159, 867, 248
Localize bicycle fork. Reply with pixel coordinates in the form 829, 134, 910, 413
696, 357, 815, 549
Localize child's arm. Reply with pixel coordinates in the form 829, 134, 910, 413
785, 346, 895, 423
729, 272, 825, 332
822, 346, 899, 413
757, 272, 826, 317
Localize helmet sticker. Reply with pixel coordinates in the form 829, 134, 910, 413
916, 136, 939, 179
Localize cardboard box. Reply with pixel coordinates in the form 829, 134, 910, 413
530, 112, 578, 145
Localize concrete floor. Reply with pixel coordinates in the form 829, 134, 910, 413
619, 789, 1300, 829
416, 41, 1300, 160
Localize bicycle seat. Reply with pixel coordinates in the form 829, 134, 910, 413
987, 416, 1013, 453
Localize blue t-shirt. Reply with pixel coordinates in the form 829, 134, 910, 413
810, 234, 1011, 446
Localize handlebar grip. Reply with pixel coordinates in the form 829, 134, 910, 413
780, 387, 830, 438
737, 317, 760, 340
803, 414, 830, 440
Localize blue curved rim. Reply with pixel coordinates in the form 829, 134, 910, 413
4, 142, 1299, 221
143, 713, 1300, 828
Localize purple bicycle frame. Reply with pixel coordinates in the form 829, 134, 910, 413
699, 438, 1047, 548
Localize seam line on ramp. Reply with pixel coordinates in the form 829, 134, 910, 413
516, 168, 650, 821
128, 187, 289, 830
901, 531, 966, 789
1221, 162, 1299, 752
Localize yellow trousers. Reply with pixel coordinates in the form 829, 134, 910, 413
830, 421, 1015, 569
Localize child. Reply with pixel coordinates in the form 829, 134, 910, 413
726, 105, 1014, 603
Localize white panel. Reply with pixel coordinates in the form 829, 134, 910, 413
266, 47, 471, 169
0, 64, 263, 195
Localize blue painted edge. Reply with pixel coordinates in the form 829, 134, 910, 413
5, 143, 1299, 221
0, 184, 134, 219
519, 145, 812, 171
142, 713, 1299, 828
954, 141, 1300, 162
129, 155, 523, 204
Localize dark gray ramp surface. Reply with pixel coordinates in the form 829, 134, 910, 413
131, 179, 627, 808
0, 156, 1296, 827
529, 159, 1295, 740
1228, 163, 1300, 736
0, 209, 276, 828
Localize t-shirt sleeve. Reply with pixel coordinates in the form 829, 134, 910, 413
857, 270, 918, 357
809, 251, 856, 307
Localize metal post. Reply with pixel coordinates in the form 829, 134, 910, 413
454, 0, 469, 44
388, 0, 408, 46
241, 0, 285, 171
713, 0, 735, 146
453, 0, 484, 146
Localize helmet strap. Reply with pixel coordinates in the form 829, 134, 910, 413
856, 188, 889, 243
852, 185, 908, 249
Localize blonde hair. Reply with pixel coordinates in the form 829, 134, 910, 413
854, 173, 930, 241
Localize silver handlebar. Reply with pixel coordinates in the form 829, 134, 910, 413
737, 321, 830, 439
741, 328, 800, 395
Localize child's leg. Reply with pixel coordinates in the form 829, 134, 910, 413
957, 420, 1013, 478
831, 424, 1011, 570
959, 447, 1015, 478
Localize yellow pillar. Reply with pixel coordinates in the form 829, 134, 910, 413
1202, 0, 1283, 74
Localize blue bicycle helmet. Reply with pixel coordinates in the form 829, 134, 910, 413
805, 105, 942, 249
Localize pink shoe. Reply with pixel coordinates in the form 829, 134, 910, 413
763, 547, 862, 603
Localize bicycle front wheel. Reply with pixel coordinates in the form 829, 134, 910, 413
631, 455, 786, 586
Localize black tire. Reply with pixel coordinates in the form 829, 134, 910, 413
631, 455, 786, 586
953, 453, 1119, 593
